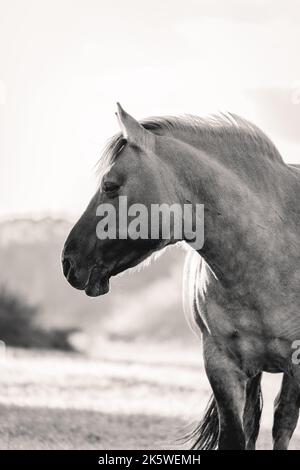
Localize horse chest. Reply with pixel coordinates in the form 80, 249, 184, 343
202, 299, 292, 373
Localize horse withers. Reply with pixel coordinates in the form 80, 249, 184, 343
62, 104, 300, 450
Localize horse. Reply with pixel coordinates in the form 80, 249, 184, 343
62, 103, 300, 450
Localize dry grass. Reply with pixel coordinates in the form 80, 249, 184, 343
0, 341, 299, 450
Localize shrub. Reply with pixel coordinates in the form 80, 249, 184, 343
0, 286, 75, 350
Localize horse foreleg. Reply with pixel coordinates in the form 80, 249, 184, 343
243, 373, 263, 450
203, 336, 247, 450
272, 373, 300, 450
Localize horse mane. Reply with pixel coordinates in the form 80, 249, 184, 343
97, 112, 283, 176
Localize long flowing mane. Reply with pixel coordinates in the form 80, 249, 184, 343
97, 112, 283, 176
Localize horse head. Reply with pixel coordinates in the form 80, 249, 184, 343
62, 104, 185, 296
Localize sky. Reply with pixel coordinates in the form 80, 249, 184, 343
1, 0, 300, 219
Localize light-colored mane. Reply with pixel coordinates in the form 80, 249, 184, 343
97, 112, 283, 176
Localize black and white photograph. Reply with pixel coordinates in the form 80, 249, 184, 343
1, 0, 300, 461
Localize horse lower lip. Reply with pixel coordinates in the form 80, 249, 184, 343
85, 266, 109, 297
85, 276, 110, 297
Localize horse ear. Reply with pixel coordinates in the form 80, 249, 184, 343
115, 103, 153, 148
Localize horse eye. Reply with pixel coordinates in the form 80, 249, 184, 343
102, 181, 120, 193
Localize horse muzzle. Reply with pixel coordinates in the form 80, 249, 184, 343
62, 254, 110, 297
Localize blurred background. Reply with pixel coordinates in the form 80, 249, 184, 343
0, 0, 300, 450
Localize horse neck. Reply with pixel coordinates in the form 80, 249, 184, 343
160, 130, 267, 287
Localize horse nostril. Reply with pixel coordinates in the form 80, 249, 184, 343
62, 258, 72, 278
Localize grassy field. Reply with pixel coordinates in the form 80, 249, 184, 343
0, 341, 300, 450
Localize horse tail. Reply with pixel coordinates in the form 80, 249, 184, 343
183, 395, 219, 450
